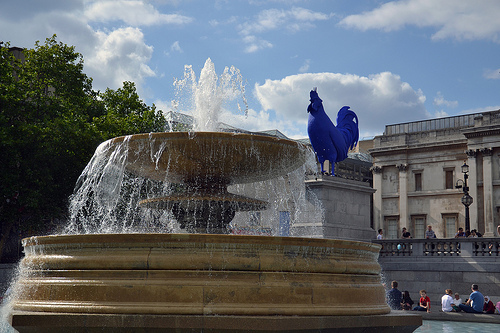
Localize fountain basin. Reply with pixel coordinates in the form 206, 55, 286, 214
13, 233, 386, 316
106, 132, 308, 184
10, 234, 422, 332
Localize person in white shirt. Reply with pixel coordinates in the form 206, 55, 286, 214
441, 289, 454, 312
377, 229, 383, 240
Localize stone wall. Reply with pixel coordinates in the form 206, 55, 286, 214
375, 238, 500, 310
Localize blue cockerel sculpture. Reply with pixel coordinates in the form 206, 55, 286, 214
307, 89, 359, 176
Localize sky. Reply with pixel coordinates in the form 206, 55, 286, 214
2, 0, 500, 140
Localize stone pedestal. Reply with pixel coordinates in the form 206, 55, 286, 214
301, 176, 375, 242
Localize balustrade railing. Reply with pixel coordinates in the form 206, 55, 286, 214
373, 238, 500, 257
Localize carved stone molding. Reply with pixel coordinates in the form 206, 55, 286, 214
370, 166, 382, 174
396, 163, 408, 172
465, 149, 477, 158
481, 148, 493, 156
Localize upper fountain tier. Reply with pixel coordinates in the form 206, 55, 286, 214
105, 131, 308, 186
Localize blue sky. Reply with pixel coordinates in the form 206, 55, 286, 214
2, 0, 500, 139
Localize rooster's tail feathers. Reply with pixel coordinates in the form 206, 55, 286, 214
336, 106, 359, 150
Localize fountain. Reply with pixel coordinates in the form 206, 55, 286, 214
7, 59, 421, 332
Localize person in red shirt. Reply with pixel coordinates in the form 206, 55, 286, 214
413, 290, 431, 312
483, 296, 495, 314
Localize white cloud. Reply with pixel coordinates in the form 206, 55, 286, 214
84, 0, 193, 26
433, 91, 458, 108
339, 0, 500, 42
0, 1, 183, 97
299, 59, 310, 73
238, 7, 330, 52
239, 7, 329, 35
484, 68, 500, 79
431, 110, 449, 118
170, 41, 183, 53
86, 27, 155, 91
254, 72, 427, 138
243, 35, 273, 53
460, 105, 500, 115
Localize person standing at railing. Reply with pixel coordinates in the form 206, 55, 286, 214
401, 227, 411, 239
425, 225, 436, 239
455, 227, 466, 238
469, 229, 482, 237
458, 284, 484, 313
377, 229, 384, 240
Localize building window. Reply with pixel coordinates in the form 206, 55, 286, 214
412, 215, 426, 238
445, 170, 454, 189
415, 172, 422, 191
385, 217, 399, 239
443, 214, 458, 238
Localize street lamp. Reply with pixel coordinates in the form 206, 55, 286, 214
455, 162, 473, 232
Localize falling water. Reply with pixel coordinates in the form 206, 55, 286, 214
62, 134, 322, 236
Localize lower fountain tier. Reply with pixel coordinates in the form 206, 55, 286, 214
13, 233, 388, 316
138, 192, 267, 211
10, 234, 421, 332
139, 193, 268, 233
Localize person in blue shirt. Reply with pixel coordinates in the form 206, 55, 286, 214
458, 284, 485, 313
386, 280, 402, 310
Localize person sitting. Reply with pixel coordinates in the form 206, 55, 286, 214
458, 284, 484, 313
413, 290, 431, 312
452, 293, 463, 312
386, 280, 402, 310
401, 290, 414, 310
441, 289, 454, 312
483, 296, 495, 314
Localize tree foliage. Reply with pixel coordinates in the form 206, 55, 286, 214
0, 36, 166, 261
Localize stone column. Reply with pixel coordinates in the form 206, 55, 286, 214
371, 166, 383, 232
397, 164, 409, 231
482, 148, 494, 237
466, 150, 478, 232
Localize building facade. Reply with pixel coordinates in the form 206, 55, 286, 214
369, 110, 500, 239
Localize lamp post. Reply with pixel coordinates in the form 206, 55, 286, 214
456, 162, 473, 232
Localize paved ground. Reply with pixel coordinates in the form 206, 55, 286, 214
395, 310, 500, 324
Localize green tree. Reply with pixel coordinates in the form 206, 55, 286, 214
96, 81, 166, 137
0, 36, 166, 261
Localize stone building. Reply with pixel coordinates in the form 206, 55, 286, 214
369, 110, 500, 239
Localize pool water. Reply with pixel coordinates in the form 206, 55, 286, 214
414, 320, 500, 332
